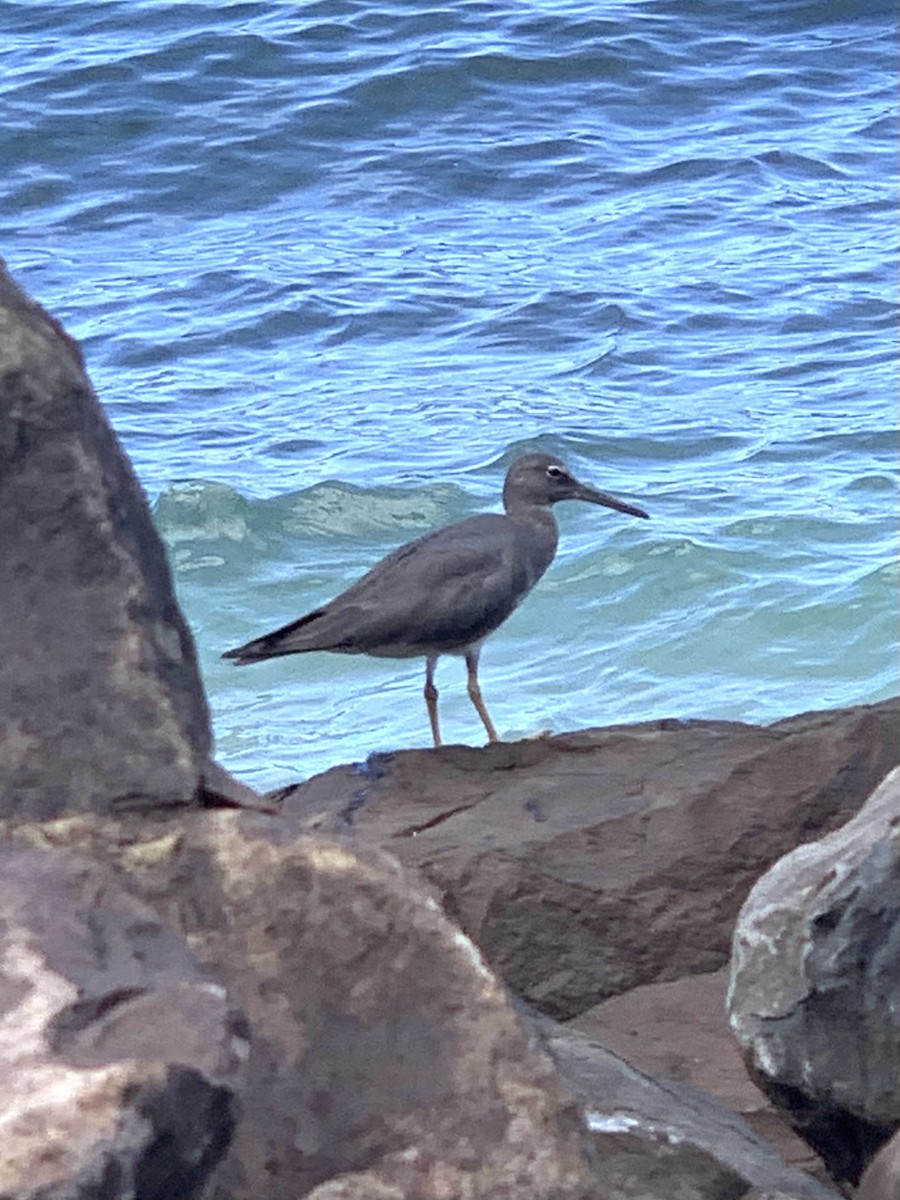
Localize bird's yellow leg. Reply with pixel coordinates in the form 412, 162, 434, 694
424, 656, 442, 747
465, 650, 499, 743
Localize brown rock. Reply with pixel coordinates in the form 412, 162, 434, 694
278, 699, 900, 1018
728, 765, 900, 1186
0, 264, 209, 820
0, 841, 242, 1200
10, 811, 595, 1200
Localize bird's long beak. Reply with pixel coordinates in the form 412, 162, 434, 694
574, 482, 649, 520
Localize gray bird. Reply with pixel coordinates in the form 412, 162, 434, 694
223, 453, 649, 746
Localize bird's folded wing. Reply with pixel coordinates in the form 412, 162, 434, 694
284, 514, 535, 656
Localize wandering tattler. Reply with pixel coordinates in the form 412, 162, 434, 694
223, 453, 648, 746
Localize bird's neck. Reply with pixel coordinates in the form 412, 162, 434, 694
505, 499, 557, 526
505, 503, 560, 562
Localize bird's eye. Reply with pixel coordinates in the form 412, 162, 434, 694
546, 464, 564, 479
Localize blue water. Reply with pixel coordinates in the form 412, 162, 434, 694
2, 0, 897, 790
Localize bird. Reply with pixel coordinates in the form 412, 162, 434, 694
223, 453, 649, 747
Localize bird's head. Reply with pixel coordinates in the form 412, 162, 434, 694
502, 453, 649, 519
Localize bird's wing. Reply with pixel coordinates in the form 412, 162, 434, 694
254, 514, 538, 658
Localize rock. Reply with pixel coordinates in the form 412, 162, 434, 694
569, 968, 828, 1185
8, 810, 596, 1200
728, 765, 900, 1186
0, 264, 209, 820
200, 757, 275, 811
278, 699, 900, 1018
858, 1129, 900, 1200
544, 1025, 841, 1200
6, 697, 897, 1197
0, 840, 243, 1200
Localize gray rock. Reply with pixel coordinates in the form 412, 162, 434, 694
0, 841, 243, 1200
278, 698, 900, 1019
545, 1026, 842, 1200
569, 969, 829, 1185
728, 765, 900, 1185
0, 264, 209, 819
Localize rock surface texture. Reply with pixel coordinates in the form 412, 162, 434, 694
544, 1025, 841, 1200
728, 764, 900, 1186
570, 968, 828, 1183
0, 842, 242, 1200
281, 701, 900, 1020
0, 264, 210, 819
10, 812, 597, 1200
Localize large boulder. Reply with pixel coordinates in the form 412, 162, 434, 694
10, 811, 596, 1200
0, 264, 210, 820
0, 841, 242, 1200
728, 765, 900, 1185
279, 699, 900, 1018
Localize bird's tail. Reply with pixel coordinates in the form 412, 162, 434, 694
222, 609, 326, 664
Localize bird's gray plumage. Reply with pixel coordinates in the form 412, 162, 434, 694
224, 453, 648, 745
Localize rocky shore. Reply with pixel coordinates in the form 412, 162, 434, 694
1, 260, 898, 1199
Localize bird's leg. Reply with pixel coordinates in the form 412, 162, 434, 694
424, 655, 441, 747
465, 648, 499, 743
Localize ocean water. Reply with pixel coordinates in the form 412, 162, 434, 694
2, 0, 897, 790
